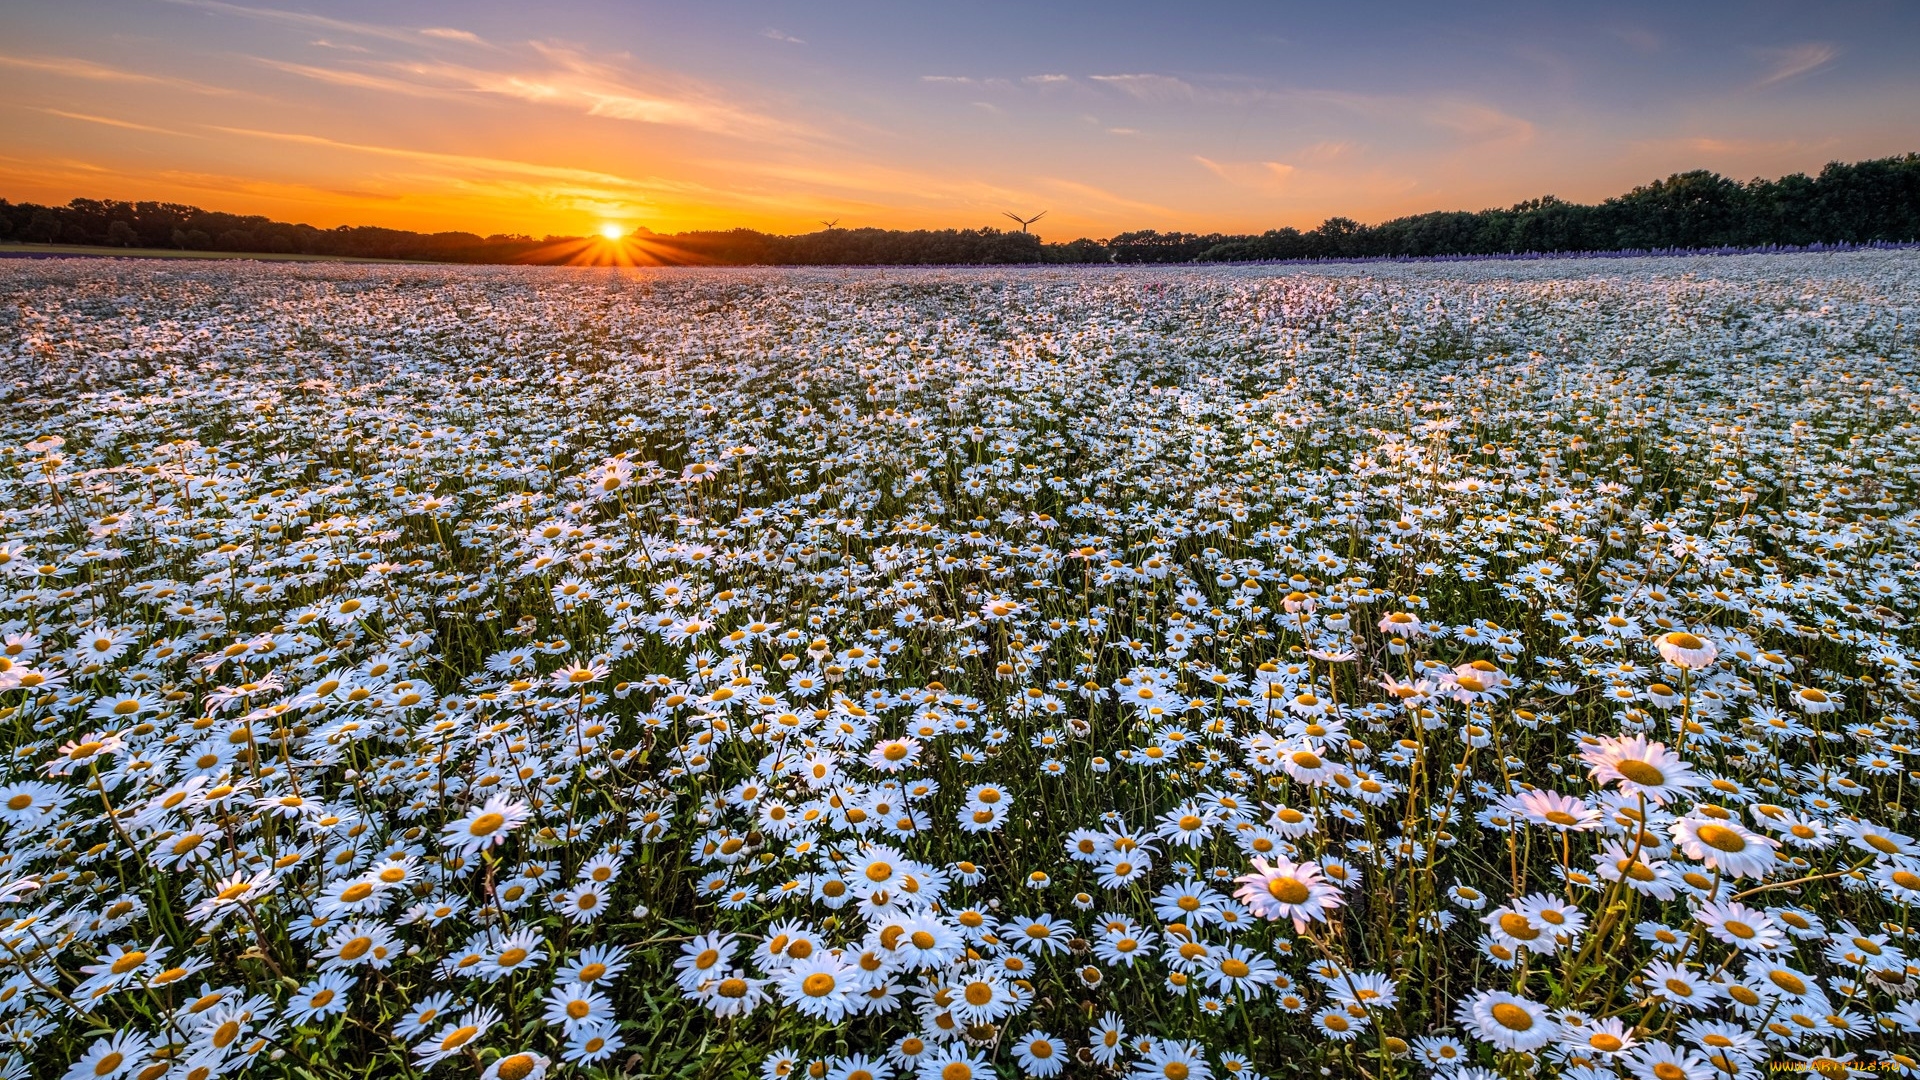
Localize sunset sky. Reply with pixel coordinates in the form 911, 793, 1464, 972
5, 0, 1918, 240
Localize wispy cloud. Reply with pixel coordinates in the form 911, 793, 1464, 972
761, 28, 806, 46
1194, 156, 1294, 193
254, 42, 815, 142
209, 125, 709, 196
1087, 73, 1198, 103
162, 0, 495, 49
252, 57, 467, 99
31, 107, 194, 137
1755, 42, 1839, 87
456, 41, 814, 139
0, 54, 235, 94
419, 28, 488, 46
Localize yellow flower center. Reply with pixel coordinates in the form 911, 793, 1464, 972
1694, 824, 1747, 852
1490, 1002, 1533, 1031
1498, 913, 1539, 940
1267, 877, 1311, 904
1613, 760, 1665, 786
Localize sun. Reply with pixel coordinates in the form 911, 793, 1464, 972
598, 223, 625, 241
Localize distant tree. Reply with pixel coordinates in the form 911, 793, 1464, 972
1314, 216, 1365, 257
26, 210, 60, 243
1043, 237, 1110, 263
106, 221, 138, 247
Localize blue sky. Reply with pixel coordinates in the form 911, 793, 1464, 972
3, 0, 1916, 236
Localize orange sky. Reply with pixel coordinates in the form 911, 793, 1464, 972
4, 1, 1918, 239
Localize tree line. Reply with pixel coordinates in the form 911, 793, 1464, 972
4, 153, 1917, 265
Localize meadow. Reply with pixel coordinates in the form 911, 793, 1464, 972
1, 253, 1917, 1080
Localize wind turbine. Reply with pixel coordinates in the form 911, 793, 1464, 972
819, 219, 840, 230
1002, 210, 1048, 233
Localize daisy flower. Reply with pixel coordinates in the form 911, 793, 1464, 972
440, 796, 529, 856
1011, 1030, 1066, 1077
1654, 631, 1718, 669
1581, 735, 1703, 805
413, 1006, 501, 1068
542, 982, 613, 1034
777, 954, 858, 1022
284, 971, 355, 1025
60, 1030, 149, 1080
1232, 857, 1344, 931
1669, 816, 1779, 879
1510, 789, 1600, 831
1693, 900, 1784, 952
482, 1053, 550, 1080
675, 933, 736, 990
1456, 990, 1558, 1051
